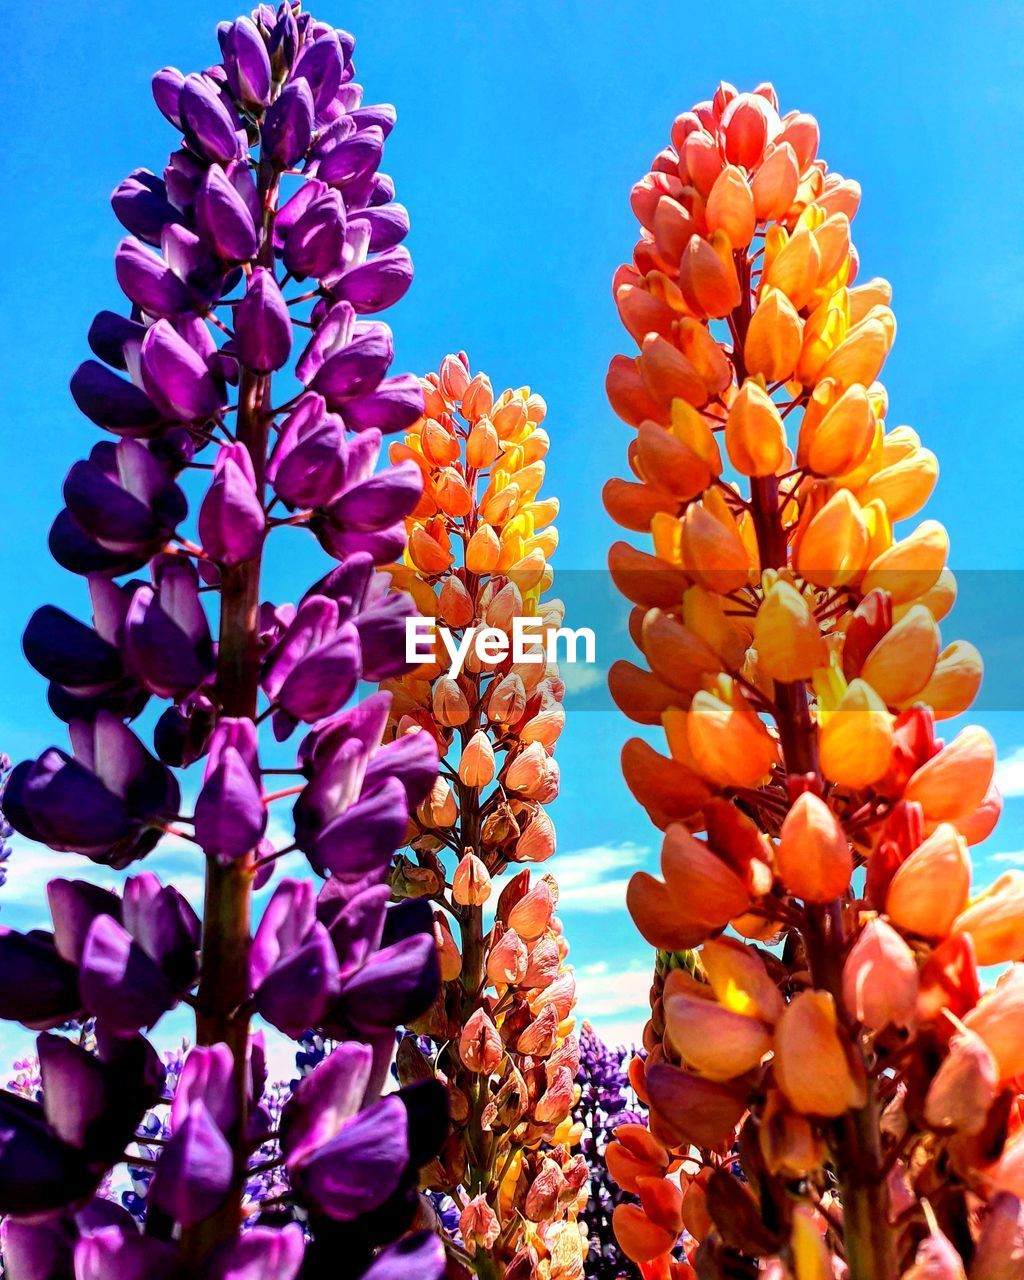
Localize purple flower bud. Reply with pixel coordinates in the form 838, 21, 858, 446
303, 777, 408, 882
268, 5, 299, 77
0, 1091, 95, 1216
149, 1099, 233, 1228
87, 311, 147, 370
361, 729, 439, 810
159, 224, 227, 307
111, 170, 180, 247
80, 915, 175, 1034
0, 929, 81, 1029
307, 322, 394, 404
153, 693, 215, 768
250, 880, 317, 988
332, 245, 414, 314
342, 372, 426, 435
317, 126, 384, 188
122, 556, 213, 699
267, 395, 348, 508
279, 1040, 372, 1165
364, 1234, 447, 1280
349, 103, 397, 137
171, 1044, 236, 1137
202, 1225, 305, 1280
262, 79, 314, 168
312, 519, 407, 566
179, 73, 243, 165
289, 1092, 408, 1221
47, 878, 122, 965
198, 443, 266, 565
121, 872, 200, 990
292, 33, 346, 118
151, 66, 185, 127
261, 595, 362, 724
327, 458, 421, 532
70, 359, 163, 437
195, 166, 259, 263
74, 1226, 181, 1280
359, 202, 409, 252
139, 319, 225, 421
3, 713, 180, 866
194, 718, 267, 861
282, 188, 347, 281
219, 17, 272, 108
235, 268, 292, 373
23, 595, 136, 722
337, 933, 439, 1036
254, 921, 339, 1036
114, 238, 194, 319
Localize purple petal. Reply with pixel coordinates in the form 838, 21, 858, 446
292, 1094, 408, 1221
341, 373, 424, 435
79, 915, 174, 1035
149, 1100, 233, 1228
235, 269, 292, 373
195, 166, 259, 262
280, 1041, 372, 1166
201, 1224, 304, 1280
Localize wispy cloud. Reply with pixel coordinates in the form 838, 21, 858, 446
559, 664, 606, 696
550, 841, 648, 913
989, 850, 1024, 866
574, 958, 651, 1020
996, 746, 1024, 798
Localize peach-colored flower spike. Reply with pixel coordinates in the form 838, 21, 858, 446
381, 355, 586, 1280
603, 82, 1019, 1280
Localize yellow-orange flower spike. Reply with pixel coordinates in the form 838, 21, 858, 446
605, 85, 1011, 1280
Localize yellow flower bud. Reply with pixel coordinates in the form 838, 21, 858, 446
857, 447, 938, 522
818, 677, 892, 788
793, 490, 869, 588
762, 225, 821, 310
797, 383, 874, 476
886, 823, 971, 938
753, 580, 825, 683
776, 791, 852, 902
906, 640, 983, 720
817, 313, 894, 389
701, 936, 783, 1023
465, 523, 501, 573
725, 380, 787, 477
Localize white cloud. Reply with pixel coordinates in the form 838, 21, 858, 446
549, 841, 648, 913
990, 850, 1024, 866
559, 664, 607, 696
996, 746, 1024, 798
574, 958, 651, 1020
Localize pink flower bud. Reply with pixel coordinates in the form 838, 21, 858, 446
487, 927, 529, 987
508, 879, 555, 940
459, 1008, 502, 1074
453, 851, 491, 906
842, 918, 919, 1032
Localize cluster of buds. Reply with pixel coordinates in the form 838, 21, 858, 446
382, 358, 585, 1278
0, 8, 450, 1278
602, 82, 1018, 1280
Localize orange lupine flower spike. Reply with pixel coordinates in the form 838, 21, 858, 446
382, 355, 584, 1275
604, 82, 1016, 1280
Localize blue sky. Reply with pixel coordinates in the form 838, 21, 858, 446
2, 1, 1024, 1063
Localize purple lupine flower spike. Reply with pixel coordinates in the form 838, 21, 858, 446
3, 6, 445, 1275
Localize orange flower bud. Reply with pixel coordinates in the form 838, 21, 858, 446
686, 687, 780, 788
859, 603, 940, 706
479, 479, 520, 526
519, 700, 566, 751
923, 1029, 998, 1135
434, 911, 463, 982
744, 289, 803, 382
438, 576, 475, 628
773, 990, 866, 1117
627, 824, 749, 950
613, 1203, 678, 1264
466, 417, 500, 468
842, 917, 918, 1032
506, 742, 559, 801
487, 927, 529, 986
753, 580, 825, 682
644, 1061, 746, 1150
953, 871, 1024, 966
417, 776, 458, 828
641, 608, 721, 694
818, 314, 893, 389
432, 675, 471, 727
763, 225, 821, 310
965, 966, 1024, 1083
678, 233, 742, 318
760, 1089, 826, 1178
508, 880, 555, 940
453, 851, 492, 907
886, 823, 971, 938
515, 808, 556, 863
751, 141, 800, 221
465, 523, 500, 574
798, 383, 875, 476
777, 791, 852, 902
907, 640, 982, 720
409, 525, 453, 575
459, 730, 496, 788
434, 466, 472, 517
706, 165, 756, 248
664, 993, 772, 1081
818, 678, 893, 788
459, 1006, 503, 1074
858, 447, 939, 523
484, 581, 523, 632
904, 725, 996, 822
635, 421, 713, 500
725, 380, 787, 476
861, 519, 948, 605
461, 372, 494, 422
439, 353, 470, 400
679, 502, 751, 594
638, 333, 707, 407
421, 417, 460, 466
793, 490, 869, 588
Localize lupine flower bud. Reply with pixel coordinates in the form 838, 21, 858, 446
460, 1009, 502, 1074
773, 991, 865, 1117
452, 852, 491, 906
432, 675, 471, 727
195, 165, 259, 262
777, 791, 852, 902
754, 580, 826, 683
235, 268, 293, 373
842, 918, 918, 1031
886, 824, 971, 938
262, 79, 315, 167
459, 731, 496, 788
198, 442, 266, 565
